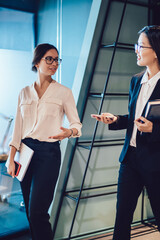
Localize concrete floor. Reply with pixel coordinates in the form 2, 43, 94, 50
83, 223, 160, 240
86, 232, 160, 240
11, 234, 31, 240
0, 162, 29, 239
7, 224, 159, 240
1, 164, 159, 240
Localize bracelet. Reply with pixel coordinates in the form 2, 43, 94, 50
68, 129, 73, 139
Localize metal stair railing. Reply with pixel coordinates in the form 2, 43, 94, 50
52, 0, 157, 239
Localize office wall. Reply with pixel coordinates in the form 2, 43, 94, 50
0, 8, 35, 153
0, 7, 36, 237
53, 1, 154, 239
37, 0, 93, 89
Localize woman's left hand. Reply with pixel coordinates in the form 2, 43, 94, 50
135, 116, 153, 133
48, 127, 73, 140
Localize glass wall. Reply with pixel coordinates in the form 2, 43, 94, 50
37, 0, 92, 89
0, 7, 35, 237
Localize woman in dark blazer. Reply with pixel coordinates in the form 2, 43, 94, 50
92, 25, 160, 240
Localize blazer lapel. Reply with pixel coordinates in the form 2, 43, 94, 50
130, 76, 142, 120
149, 78, 160, 100
141, 78, 160, 116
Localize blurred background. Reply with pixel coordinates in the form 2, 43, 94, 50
0, 0, 160, 239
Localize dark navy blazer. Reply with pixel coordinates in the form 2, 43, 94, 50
109, 73, 160, 171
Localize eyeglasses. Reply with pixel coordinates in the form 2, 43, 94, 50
42, 56, 62, 65
134, 44, 152, 52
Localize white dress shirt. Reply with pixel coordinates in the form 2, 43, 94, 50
10, 81, 82, 150
130, 70, 160, 147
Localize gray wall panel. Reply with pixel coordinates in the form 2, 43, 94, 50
54, 0, 154, 238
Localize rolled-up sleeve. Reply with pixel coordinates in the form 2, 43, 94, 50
63, 89, 82, 138
9, 93, 23, 151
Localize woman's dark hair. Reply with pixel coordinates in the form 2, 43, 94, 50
138, 25, 160, 65
32, 43, 59, 72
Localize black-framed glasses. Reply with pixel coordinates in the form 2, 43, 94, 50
42, 56, 62, 65
134, 44, 152, 52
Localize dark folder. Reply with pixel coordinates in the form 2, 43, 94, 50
145, 99, 160, 121
6, 143, 34, 181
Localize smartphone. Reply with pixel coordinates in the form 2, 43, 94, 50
91, 114, 114, 120
91, 114, 102, 118
14, 161, 21, 176
106, 117, 114, 120
138, 119, 145, 124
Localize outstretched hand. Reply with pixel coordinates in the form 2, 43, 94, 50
48, 127, 72, 140
91, 113, 117, 124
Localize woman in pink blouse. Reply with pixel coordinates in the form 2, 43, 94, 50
7, 43, 82, 240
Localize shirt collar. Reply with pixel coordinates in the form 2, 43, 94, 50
31, 83, 39, 100
141, 70, 160, 86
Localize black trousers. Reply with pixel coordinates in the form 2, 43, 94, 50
113, 146, 160, 240
20, 138, 61, 240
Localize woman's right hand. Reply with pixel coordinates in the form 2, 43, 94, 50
7, 159, 16, 178
91, 112, 117, 124
101, 113, 117, 124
